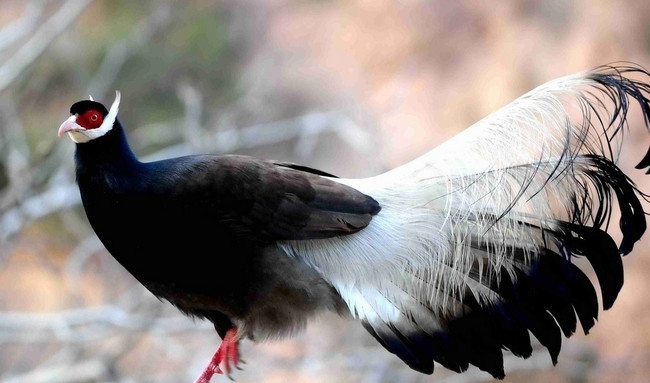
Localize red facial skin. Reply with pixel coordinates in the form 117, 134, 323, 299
76, 110, 104, 129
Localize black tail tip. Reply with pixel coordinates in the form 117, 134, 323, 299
636, 147, 650, 170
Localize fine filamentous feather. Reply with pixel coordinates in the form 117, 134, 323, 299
279, 65, 650, 377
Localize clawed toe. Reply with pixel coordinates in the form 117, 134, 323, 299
193, 328, 243, 383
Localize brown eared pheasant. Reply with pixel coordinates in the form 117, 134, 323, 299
58, 65, 650, 382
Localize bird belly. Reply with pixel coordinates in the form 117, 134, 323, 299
93, 210, 346, 340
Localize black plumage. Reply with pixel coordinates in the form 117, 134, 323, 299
58, 65, 650, 382
72, 112, 379, 311
63, 99, 381, 379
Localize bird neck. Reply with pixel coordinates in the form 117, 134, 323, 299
74, 119, 140, 173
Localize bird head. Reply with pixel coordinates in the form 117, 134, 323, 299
58, 91, 121, 143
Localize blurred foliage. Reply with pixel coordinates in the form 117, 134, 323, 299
12, 0, 238, 159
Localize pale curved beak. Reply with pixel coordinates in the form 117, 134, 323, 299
58, 115, 82, 137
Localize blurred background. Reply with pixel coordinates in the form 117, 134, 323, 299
2, 0, 650, 382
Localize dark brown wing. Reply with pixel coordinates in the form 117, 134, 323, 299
158, 154, 381, 244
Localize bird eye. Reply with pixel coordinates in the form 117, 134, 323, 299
78, 110, 103, 129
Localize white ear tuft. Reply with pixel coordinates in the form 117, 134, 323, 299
109, 91, 121, 116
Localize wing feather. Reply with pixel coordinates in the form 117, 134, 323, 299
279, 65, 650, 376
169, 155, 380, 243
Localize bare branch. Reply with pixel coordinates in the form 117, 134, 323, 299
63, 235, 104, 289
0, 97, 33, 211
144, 111, 374, 161
177, 82, 204, 152
0, 183, 80, 240
2, 359, 109, 383
0, 1, 45, 55
87, 2, 173, 99
0, 0, 96, 94
0, 305, 208, 332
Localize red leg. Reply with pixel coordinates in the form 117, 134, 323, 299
194, 328, 240, 383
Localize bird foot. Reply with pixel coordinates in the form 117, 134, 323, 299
194, 328, 241, 383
